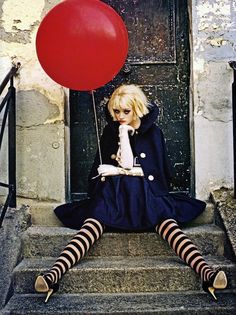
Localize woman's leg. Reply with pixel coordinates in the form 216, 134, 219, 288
155, 218, 227, 299
156, 218, 213, 281
44, 218, 104, 283
35, 218, 104, 302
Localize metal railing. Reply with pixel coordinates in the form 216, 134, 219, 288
229, 61, 236, 199
0, 63, 20, 227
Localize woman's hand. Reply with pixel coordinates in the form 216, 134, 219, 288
119, 124, 135, 135
97, 164, 120, 176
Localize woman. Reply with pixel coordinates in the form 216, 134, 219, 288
35, 84, 227, 303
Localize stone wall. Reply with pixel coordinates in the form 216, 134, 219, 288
0, 205, 31, 309
191, 0, 235, 199
0, 0, 65, 202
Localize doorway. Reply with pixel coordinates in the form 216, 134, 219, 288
69, 0, 191, 201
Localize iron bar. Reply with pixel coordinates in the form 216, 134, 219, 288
0, 182, 10, 188
8, 83, 16, 207
229, 61, 236, 198
0, 90, 10, 113
0, 96, 10, 151
0, 189, 13, 227
0, 63, 20, 95
0, 63, 20, 227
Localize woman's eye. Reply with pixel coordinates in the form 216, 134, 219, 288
124, 110, 131, 114
114, 109, 120, 114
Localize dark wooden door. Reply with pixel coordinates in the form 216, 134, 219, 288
69, 0, 190, 201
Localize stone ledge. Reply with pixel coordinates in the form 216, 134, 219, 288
13, 256, 236, 294
211, 188, 236, 260
0, 205, 31, 310
22, 225, 225, 258
3, 292, 236, 314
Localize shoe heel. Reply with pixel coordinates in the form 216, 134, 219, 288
45, 288, 54, 303
35, 274, 59, 303
202, 269, 228, 300
208, 286, 217, 300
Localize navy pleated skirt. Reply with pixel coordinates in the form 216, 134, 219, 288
55, 175, 206, 231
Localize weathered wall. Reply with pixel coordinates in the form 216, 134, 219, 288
0, 0, 65, 202
191, 0, 235, 199
0, 205, 30, 308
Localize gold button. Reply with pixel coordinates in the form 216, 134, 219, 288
111, 154, 116, 160
101, 177, 106, 182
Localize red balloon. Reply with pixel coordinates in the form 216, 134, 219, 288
36, 0, 128, 91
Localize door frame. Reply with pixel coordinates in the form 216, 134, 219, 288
187, 1, 195, 196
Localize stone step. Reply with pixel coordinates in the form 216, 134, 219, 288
3, 292, 236, 315
185, 202, 214, 226
16, 198, 63, 227
23, 224, 225, 258
13, 256, 236, 294
20, 198, 214, 227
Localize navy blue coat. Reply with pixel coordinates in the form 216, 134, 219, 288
88, 104, 173, 197
55, 103, 206, 230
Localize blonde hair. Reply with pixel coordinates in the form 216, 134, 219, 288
108, 84, 149, 120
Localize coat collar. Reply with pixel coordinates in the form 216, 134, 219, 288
138, 103, 159, 134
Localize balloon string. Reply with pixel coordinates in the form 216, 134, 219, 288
91, 90, 102, 165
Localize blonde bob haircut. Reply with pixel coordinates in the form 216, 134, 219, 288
108, 84, 149, 121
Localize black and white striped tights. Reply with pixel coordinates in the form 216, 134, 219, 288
156, 218, 214, 282
44, 218, 104, 284
44, 217, 214, 284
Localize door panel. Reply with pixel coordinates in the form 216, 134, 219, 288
70, 0, 190, 200
114, 0, 176, 63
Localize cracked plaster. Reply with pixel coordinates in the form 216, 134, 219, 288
192, 0, 235, 200
2, 0, 44, 33
0, 0, 64, 117
196, 0, 231, 31
0, 0, 65, 201
16, 90, 61, 126
195, 61, 232, 122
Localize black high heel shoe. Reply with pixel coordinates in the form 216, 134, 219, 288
202, 269, 227, 300
34, 274, 59, 303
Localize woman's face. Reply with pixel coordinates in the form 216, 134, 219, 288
113, 105, 135, 126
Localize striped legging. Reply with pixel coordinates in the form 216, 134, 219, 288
44, 218, 104, 284
156, 218, 214, 282
44, 217, 214, 284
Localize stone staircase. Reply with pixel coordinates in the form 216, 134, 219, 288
2, 202, 236, 314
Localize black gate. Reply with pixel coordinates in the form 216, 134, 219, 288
69, 0, 190, 201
